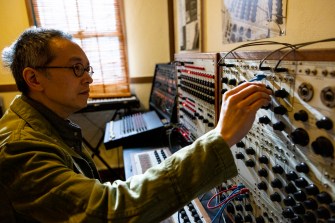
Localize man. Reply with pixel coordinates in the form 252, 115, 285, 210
0, 27, 272, 222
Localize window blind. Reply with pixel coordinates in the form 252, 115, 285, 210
28, 0, 130, 98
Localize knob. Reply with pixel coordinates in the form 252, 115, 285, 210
304, 198, 318, 210
271, 178, 283, 189
272, 164, 284, 174
291, 216, 304, 223
294, 110, 308, 122
258, 168, 268, 177
255, 216, 265, 223
275, 88, 289, 98
294, 177, 309, 188
330, 202, 335, 212
235, 152, 245, 160
273, 121, 286, 131
316, 206, 331, 219
294, 190, 307, 202
236, 141, 245, 148
245, 204, 253, 211
283, 195, 296, 206
259, 116, 271, 124
270, 192, 281, 202
316, 116, 333, 130
245, 159, 255, 167
305, 184, 320, 196
244, 214, 253, 222
295, 162, 310, 173
235, 204, 243, 211
290, 128, 309, 146
311, 136, 334, 158
317, 191, 332, 204
273, 105, 288, 115
292, 203, 305, 214
282, 207, 295, 218
258, 155, 269, 164
303, 211, 317, 223
222, 77, 229, 84
228, 78, 237, 86
246, 147, 256, 155
285, 182, 297, 194
234, 214, 243, 223
257, 181, 268, 191
226, 203, 235, 214
286, 171, 298, 181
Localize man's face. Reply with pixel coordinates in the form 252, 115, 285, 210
37, 38, 93, 118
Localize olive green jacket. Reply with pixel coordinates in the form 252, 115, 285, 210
0, 95, 237, 223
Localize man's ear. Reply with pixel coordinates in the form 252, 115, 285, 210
22, 67, 44, 91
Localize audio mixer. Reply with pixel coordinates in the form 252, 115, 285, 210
175, 48, 335, 222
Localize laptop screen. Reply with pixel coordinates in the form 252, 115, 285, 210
149, 63, 178, 124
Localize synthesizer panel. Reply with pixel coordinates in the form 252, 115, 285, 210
175, 53, 220, 144
175, 49, 335, 222
220, 49, 335, 223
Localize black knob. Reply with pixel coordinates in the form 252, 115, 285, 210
330, 202, 335, 212
245, 204, 253, 212
290, 128, 309, 146
303, 198, 318, 209
222, 77, 229, 84
258, 155, 269, 164
282, 207, 295, 218
271, 178, 283, 189
246, 147, 256, 155
328, 218, 335, 223
303, 211, 317, 223
294, 110, 309, 122
259, 115, 271, 124
257, 181, 268, 191
234, 213, 243, 223
285, 182, 297, 194
316, 206, 331, 219
255, 216, 265, 223
311, 136, 334, 158
294, 177, 309, 188
283, 195, 296, 206
275, 88, 289, 98
244, 214, 253, 222
273, 121, 286, 131
295, 162, 310, 173
291, 216, 304, 223
270, 192, 282, 202
317, 191, 332, 204
286, 171, 298, 181
305, 184, 320, 196
228, 78, 237, 86
294, 190, 307, 202
226, 203, 235, 214
235, 152, 245, 160
258, 168, 268, 177
245, 159, 255, 167
316, 116, 333, 130
273, 105, 288, 115
272, 164, 284, 174
235, 204, 243, 211
236, 141, 245, 148
292, 203, 305, 214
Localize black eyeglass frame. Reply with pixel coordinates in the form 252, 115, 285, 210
35, 63, 94, 77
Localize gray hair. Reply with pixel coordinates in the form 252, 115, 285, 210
2, 27, 73, 94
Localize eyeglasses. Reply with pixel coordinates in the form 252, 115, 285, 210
35, 63, 94, 77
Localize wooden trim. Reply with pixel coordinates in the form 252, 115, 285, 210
130, 76, 153, 84
0, 76, 153, 93
167, 0, 175, 61
0, 84, 18, 92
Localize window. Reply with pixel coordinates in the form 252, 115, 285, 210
26, 0, 130, 98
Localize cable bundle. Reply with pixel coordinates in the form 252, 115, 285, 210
207, 184, 249, 223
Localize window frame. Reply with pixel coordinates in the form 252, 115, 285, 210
25, 0, 131, 98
